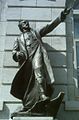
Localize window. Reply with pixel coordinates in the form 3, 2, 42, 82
73, 1, 79, 87
73, 0, 79, 9
74, 16, 79, 39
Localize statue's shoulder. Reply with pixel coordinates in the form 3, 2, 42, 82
18, 33, 24, 41
31, 28, 41, 39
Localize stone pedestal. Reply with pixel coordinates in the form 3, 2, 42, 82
13, 117, 54, 120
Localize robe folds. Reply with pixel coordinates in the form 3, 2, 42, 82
10, 45, 54, 101
10, 17, 61, 110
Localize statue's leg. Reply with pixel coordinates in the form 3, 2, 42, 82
32, 47, 49, 101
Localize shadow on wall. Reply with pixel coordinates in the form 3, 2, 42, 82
0, 103, 9, 119
43, 42, 67, 98
44, 42, 66, 79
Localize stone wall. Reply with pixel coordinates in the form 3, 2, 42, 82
0, 0, 79, 120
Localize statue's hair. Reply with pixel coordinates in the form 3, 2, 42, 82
18, 20, 29, 32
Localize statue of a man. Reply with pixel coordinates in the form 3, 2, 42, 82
10, 8, 70, 117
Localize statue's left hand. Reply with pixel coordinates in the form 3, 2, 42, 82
61, 7, 71, 22
17, 52, 26, 62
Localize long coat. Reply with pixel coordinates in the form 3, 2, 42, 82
10, 17, 61, 101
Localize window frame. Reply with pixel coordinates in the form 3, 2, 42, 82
73, 9, 79, 97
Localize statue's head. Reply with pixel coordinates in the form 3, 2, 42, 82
18, 20, 30, 32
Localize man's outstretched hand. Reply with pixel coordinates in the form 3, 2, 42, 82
61, 7, 71, 22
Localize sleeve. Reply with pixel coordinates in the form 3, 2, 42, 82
39, 16, 61, 37
12, 38, 20, 62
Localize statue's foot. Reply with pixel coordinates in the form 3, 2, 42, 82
41, 95, 50, 103
30, 97, 50, 115
40, 93, 50, 104
10, 95, 50, 118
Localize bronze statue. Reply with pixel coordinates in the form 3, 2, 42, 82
10, 8, 70, 119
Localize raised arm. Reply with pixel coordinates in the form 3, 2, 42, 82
39, 8, 71, 37
39, 17, 61, 37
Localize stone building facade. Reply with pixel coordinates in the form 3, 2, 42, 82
0, 0, 79, 120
